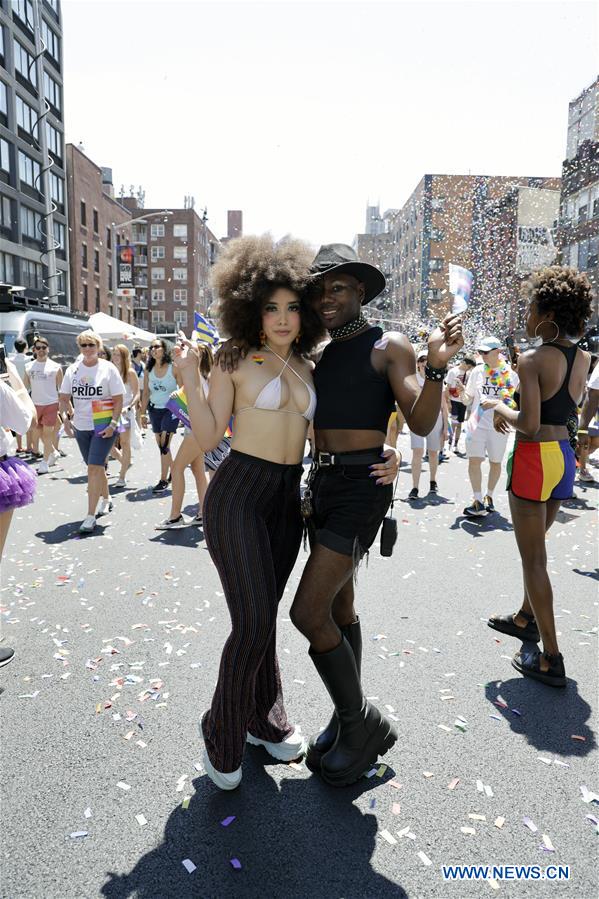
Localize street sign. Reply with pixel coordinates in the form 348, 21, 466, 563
117, 245, 135, 290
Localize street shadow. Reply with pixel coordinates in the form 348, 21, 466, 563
563, 494, 597, 513
125, 488, 172, 503
402, 493, 453, 510
60, 474, 88, 485
149, 527, 204, 548
450, 513, 513, 536
572, 567, 599, 581
485, 674, 596, 756
100, 752, 407, 899
35, 521, 112, 544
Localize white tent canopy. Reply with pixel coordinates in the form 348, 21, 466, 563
89, 312, 156, 347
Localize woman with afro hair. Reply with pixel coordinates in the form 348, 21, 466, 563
486, 266, 592, 687
173, 234, 326, 789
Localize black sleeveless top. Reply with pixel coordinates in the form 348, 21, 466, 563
514, 343, 579, 426
313, 327, 396, 432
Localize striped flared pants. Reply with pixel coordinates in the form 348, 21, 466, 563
201, 450, 304, 772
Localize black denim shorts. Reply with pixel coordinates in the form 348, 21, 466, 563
307, 461, 393, 559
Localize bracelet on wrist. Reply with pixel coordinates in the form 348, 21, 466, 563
424, 362, 447, 382
109, 419, 118, 428
577, 429, 588, 435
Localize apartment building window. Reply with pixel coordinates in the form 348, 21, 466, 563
53, 219, 65, 250
94, 249, 100, 273
80, 200, 87, 226
0, 195, 12, 231
12, 0, 34, 27
173, 268, 187, 282
93, 209, 99, 233
0, 81, 7, 121
20, 205, 41, 240
14, 40, 37, 88
150, 245, 165, 261
150, 223, 165, 239
82, 283, 88, 311
108, 303, 114, 318
22, 259, 42, 290
45, 0, 59, 14
106, 227, 112, 249
174, 310, 188, 326
0, 25, 3, 61
43, 71, 61, 112
45, 121, 62, 159
151, 267, 165, 282
50, 172, 63, 207
18, 149, 40, 189
107, 263, 112, 290
152, 310, 166, 323
173, 246, 187, 262
0, 251, 14, 282
427, 288, 442, 302
81, 243, 88, 269
0, 138, 11, 176
16, 95, 37, 137
173, 289, 187, 303
578, 204, 588, 225
95, 287, 100, 311
151, 289, 165, 303
173, 223, 187, 239
431, 198, 445, 212
41, 19, 60, 62
429, 258, 444, 272
588, 237, 599, 268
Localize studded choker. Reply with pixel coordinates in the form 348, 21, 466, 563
328, 314, 369, 341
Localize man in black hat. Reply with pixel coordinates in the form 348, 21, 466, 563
218, 243, 463, 786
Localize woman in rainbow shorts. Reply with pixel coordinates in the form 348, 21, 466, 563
486, 267, 592, 687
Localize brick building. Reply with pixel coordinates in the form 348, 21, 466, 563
367, 174, 561, 333
0, 0, 69, 305
121, 198, 220, 334
66, 143, 132, 319
557, 76, 599, 323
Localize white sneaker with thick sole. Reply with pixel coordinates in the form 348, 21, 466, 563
48, 451, 58, 467
115, 478, 127, 488
247, 728, 306, 761
79, 515, 97, 534
200, 745, 242, 791
37, 460, 49, 475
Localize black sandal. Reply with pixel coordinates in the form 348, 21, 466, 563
511, 650, 566, 688
487, 609, 540, 643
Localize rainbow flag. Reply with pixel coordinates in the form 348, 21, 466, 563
166, 388, 191, 429
92, 399, 115, 435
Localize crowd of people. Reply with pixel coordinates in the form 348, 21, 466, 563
0, 238, 597, 788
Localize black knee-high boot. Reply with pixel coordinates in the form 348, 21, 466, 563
305, 618, 362, 772
309, 636, 397, 786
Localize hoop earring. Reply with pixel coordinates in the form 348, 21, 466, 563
259, 330, 266, 345
534, 320, 559, 343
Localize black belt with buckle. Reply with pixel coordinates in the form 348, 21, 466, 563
312, 449, 383, 468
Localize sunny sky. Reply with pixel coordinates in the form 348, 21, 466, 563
62, 0, 598, 248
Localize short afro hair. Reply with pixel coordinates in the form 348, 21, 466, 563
525, 265, 593, 337
211, 234, 325, 355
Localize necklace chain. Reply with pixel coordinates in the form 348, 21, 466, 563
328, 314, 368, 341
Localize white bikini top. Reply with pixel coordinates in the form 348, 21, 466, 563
236, 347, 316, 421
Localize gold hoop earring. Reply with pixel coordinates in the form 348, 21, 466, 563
534, 320, 559, 343
259, 330, 266, 345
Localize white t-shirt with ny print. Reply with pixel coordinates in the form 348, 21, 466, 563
466, 362, 519, 431
60, 359, 124, 431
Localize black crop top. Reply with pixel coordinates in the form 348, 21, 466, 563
513, 343, 579, 426
313, 327, 396, 432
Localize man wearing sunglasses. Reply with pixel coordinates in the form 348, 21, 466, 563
23, 336, 63, 475
458, 336, 519, 517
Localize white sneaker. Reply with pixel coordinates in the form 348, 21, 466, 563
79, 515, 97, 534
200, 746, 242, 791
37, 460, 49, 475
96, 498, 114, 517
155, 515, 189, 530
115, 478, 127, 488
247, 728, 306, 761
47, 452, 58, 467
579, 468, 597, 483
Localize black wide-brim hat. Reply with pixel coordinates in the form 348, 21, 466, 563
310, 243, 386, 305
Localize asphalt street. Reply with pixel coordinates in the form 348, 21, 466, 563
1, 430, 598, 899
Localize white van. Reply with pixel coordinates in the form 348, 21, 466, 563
0, 305, 91, 366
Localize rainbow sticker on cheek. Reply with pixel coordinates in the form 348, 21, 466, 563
252, 356, 265, 365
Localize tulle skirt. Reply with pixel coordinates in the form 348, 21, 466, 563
0, 456, 37, 514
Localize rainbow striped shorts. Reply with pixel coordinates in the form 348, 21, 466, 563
507, 439, 575, 503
